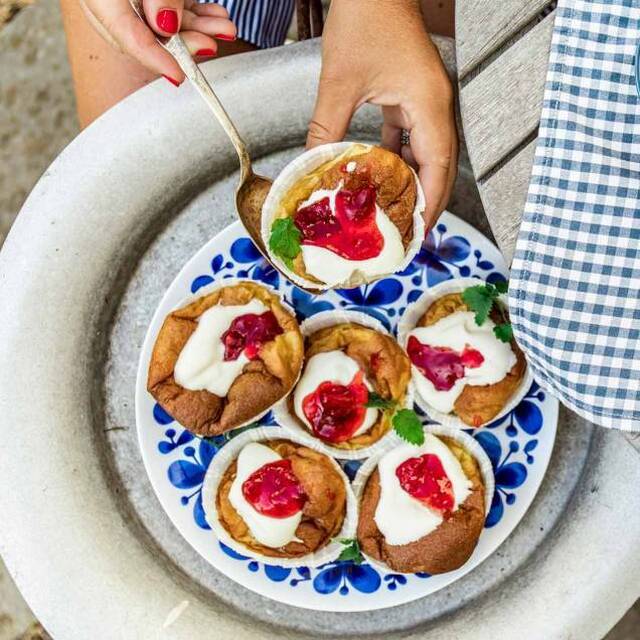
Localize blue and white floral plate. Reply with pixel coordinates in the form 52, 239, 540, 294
135, 212, 558, 612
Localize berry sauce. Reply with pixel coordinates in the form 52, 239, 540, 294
242, 459, 307, 519
222, 311, 283, 361
395, 453, 454, 514
302, 371, 369, 443
407, 336, 484, 392
293, 184, 384, 261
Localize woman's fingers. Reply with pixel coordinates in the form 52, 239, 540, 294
437, 129, 459, 216
190, 2, 230, 19
180, 30, 219, 58
81, 0, 231, 86
142, 0, 183, 36
408, 95, 457, 230
381, 103, 454, 231
418, 160, 450, 232
307, 78, 358, 148
93, 3, 185, 83
380, 121, 402, 154
181, 13, 237, 40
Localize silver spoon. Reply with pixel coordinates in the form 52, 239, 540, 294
128, 1, 278, 274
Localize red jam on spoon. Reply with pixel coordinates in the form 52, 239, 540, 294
293, 184, 384, 261
222, 311, 283, 361
242, 459, 307, 518
395, 453, 454, 514
302, 371, 369, 443
407, 336, 484, 392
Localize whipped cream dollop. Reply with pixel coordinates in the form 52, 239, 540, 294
374, 435, 472, 545
293, 350, 378, 437
229, 442, 303, 548
298, 185, 405, 286
174, 299, 268, 397
408, 311, 516, 414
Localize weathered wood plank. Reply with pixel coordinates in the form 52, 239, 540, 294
456, 0, 551, 78
459, 12, 554, 180
477, 140, 536, 264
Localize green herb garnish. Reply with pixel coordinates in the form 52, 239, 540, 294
494, 280, 508, 295
268, 218, 301, 268
337, 538, 364, 564
365, 392, 397, 410
392, 409, 425, 445
493, 323, 514, 343
365, 393, 423, 444
461, 281, 513, 343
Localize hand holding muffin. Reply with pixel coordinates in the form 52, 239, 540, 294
263, 143, 425, 290
307, 0, 458, 231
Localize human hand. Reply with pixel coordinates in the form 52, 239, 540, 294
79, 0, 237, 85
307, 0, 458, 230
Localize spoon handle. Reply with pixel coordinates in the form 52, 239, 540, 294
128, 0, 252, 178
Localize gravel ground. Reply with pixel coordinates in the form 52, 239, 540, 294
0, 2, 637, 639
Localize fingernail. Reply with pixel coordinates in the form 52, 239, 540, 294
156, 8, 179, 34
215, 33, 236, 41
162, 74, 182, 87
195, 48, 216, 58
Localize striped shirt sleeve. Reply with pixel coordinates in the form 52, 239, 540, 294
199, 0, 295, 49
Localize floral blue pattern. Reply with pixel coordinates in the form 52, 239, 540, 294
145, 215, 556, 606
313, 561, 381, 595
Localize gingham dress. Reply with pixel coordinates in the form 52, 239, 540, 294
510, 0, 640, 430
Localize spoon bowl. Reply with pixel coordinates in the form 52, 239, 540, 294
235, 170, 274, 256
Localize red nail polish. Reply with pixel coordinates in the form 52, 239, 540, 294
162, 74, 181, 87
157, 8, 179, 34
195, 48, 216, 57
215, 33, 236, 41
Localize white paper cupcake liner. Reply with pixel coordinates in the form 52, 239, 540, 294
351, 423, 495, 574
396, 277, 533, 430
261, 141, 425, 291
164, 278, 304, 432
273, 309, 414, 460
201, 426, 358, 568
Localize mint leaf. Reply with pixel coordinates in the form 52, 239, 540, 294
337, 538, 363, 564
494, 279, 508, 295
392, 409, 424, 445
269, 218, 300, 268
493, 323, 513, 343
365, 392, 397, 410
461, 284, 495, 326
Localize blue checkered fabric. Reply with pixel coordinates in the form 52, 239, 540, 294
200, 0, 294, 49
510, 0, 640, 430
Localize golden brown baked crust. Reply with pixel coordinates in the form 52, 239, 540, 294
147, 282, 303, 436
417, 292, 527, 427
216, 440, 347, 558
357, 437, 485, 574
288, 322, 411, 450
275, 145, 417, 282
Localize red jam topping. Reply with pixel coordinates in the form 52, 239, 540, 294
395, 454, 454, 514
407, 336, 484, 392
242, 459, 307, 518
302, 371, 369, 443
293, 184, 384, 261
222, 311, 283, 361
